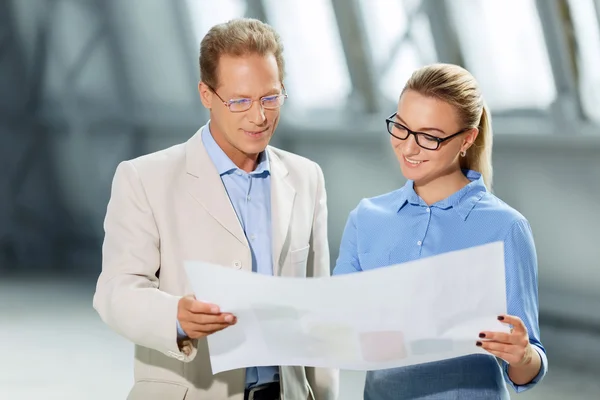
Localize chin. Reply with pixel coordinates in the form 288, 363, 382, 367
399, 163, 420, 178
401, 170, 423, 183
399, 164, 434, 185
240, 139, 269, 156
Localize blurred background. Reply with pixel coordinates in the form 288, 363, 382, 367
0, 0, 599, 398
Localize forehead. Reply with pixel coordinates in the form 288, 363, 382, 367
216, 53, 281, 96
397, 90, 461, 131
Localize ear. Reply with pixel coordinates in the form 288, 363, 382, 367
461, 127, 479, 153
198, 81, 212, 109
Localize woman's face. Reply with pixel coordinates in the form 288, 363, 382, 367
390, 90, 477, 185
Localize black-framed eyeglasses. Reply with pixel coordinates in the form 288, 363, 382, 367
206, 84, 288, 113
385, 113, 470, 150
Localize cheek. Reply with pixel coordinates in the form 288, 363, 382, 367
430, 147, 458, 166
223, 113, 244, 130
216, 116, 243, 144
268, 111, 280, 125
213, 107, 230, 126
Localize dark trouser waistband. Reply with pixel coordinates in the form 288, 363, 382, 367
244, 381, 281, 400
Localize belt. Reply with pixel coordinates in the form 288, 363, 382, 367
244, 381, 281, 400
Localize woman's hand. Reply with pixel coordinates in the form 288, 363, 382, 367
476, 315, 534, 366
477, 314, 542, 385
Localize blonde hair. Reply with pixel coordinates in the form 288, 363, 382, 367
199, 18, 285, 89
403, 63, 493, 189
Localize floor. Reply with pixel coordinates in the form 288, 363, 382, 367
1, 278, 599, 400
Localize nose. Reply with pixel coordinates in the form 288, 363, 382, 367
247, 100, 266, 125
401, 133, 420, 156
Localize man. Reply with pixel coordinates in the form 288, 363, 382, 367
93, 18, 339, 400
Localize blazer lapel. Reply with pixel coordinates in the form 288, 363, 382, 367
185, 127, 247, 246
269, 148, 296, 275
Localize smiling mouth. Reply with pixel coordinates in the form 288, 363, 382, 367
404, 156, 425, 165
244, 128, 268, 136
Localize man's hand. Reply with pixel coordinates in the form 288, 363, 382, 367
177, 295, 236, 339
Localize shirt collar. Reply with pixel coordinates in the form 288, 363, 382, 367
201, 122, 270, 176
396, 169, 487, 220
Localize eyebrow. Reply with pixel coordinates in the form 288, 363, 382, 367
229, 87, 282, 99
395, 115, 448, 136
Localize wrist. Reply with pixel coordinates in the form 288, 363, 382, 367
513, 343, 535, 368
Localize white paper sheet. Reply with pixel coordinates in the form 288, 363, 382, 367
184, 241, 508, 374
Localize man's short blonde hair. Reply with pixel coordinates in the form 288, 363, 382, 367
199, 18, 285, 89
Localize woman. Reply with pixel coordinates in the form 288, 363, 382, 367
333, 63, 547, 399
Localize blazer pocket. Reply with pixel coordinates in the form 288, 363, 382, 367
291, 245, 310, 264
127, 380, 188, 400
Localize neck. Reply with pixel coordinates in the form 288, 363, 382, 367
209, 122, 259, 173
414, 168, 471, 205
231, 153, 259, 173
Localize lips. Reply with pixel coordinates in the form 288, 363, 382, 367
243, 128, 268, 137
404, 156, 425, 165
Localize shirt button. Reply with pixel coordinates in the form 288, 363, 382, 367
426, 208, 430, 213
417, 241, 422, 246
247, 195, 251, 201
250, 234, 256, 241
236, 170, 242, 176
233, 260, 242, 269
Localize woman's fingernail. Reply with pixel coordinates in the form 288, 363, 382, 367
479, 333, 486, 338
476, 341, 482, 347
224, 315, 233, 323
497, 316, 505, 321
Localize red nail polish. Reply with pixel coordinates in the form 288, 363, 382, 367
476, 341, 482, 347
479, 333, 486, 338
497, 316, 504, 321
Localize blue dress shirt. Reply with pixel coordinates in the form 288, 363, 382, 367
177, 124, 279, 388
333, 170, 547, 399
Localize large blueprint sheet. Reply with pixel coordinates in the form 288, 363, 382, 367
185, 242, 508, 374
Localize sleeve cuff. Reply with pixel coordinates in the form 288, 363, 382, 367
176, 319, 187, 339
503, 344, 548, 393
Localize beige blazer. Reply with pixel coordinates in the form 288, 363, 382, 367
93, 126, 339, 400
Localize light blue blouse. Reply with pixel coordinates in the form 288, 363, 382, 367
333, 170, 547, 399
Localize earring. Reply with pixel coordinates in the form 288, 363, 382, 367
460, 150, 467, 157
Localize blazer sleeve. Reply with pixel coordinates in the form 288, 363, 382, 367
305, 162, 340, 400
93, 160, 197, 362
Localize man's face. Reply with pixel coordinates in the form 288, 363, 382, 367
199, 53, 283, 164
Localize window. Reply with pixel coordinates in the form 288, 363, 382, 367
447, 0, 556, 112
567, 0, 600, 124
359, 0, 437, 102
112, 0, 197, 106
186, 0, 246, 43
262, 0, 351, 110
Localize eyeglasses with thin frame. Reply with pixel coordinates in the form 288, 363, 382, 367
206, 84, 288, 113
385, 112, 470, 150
